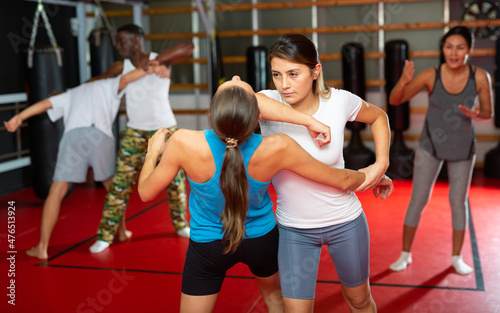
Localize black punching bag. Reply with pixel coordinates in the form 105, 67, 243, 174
26, 47, 66, 199
341, 42, 375, 170
246, 46, 268, 92
385, 40, 414, 179
484, 37, 500, 178
89, 28, 116, 77
247, 46, 268, 134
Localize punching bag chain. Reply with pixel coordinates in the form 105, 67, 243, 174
93, 0, 116, 47
28, 0, 62, 68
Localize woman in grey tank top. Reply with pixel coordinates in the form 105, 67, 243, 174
388, 25, 492, 275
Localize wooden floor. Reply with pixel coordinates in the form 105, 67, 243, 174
1, 170, 499, 312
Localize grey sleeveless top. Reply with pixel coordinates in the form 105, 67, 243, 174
419, 64, 477, 161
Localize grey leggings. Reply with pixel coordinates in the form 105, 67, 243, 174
404, 147, 475, 230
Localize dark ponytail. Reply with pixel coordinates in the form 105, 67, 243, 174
209, 85, 260, 253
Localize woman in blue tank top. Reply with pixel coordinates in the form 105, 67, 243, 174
389, 25, 492, 275
138, 77, 393, 312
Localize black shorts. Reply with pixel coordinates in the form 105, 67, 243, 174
181, 225, 279, 296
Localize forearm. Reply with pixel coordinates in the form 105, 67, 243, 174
370, 114, 390, 169
119, 67, 147, 91
477, 97, 493, 120
299, 163, 366, 191
476, 71, 494, 120
156, 41, 194, 65
282, 135, 366, 191
389, 80, 407, 105
256, 93, 314, 126
137, 151, 161, 201
19, 99, 53, 121
341, 170, 367, 191
476, 110, 492, 120
87, 61, 123, 82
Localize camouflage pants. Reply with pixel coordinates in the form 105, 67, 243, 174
96, 126, 188, 243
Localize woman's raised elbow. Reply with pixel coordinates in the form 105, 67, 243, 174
389, 95, 403, 106
138, 186, 154, 202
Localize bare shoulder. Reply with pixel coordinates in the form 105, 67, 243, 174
171, 129, 210, 156
413, 67, 436, 90
422, 67, 436, 75
416, 67, 436, 80
256, 134, 294, 158
170, 129, 204, 145
247, 134, 292, 180
261, 133, 290, 149
473, 66, 491, 84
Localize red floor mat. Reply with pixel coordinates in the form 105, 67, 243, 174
1, 173, 499, 312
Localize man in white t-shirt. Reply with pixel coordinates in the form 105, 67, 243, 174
88, 24, 194, 253
4, 64, 166, 260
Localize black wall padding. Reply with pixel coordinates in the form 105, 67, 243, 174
26, 48, 66, 199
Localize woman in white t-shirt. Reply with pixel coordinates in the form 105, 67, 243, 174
257, 34, 390, 313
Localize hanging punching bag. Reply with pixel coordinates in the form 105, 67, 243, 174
495, 36, 500, 129
385, 40, 414, 179
341, 42, 375, 170
484, 37, 500, 178
26, 47, 66, 199
246, 46, 268, 134
246, 46, 268, 92
89, 27, 116, 77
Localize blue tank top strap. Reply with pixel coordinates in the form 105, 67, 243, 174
203, 129, 263, 167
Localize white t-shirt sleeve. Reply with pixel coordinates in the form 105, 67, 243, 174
338, 89, 363, 122
47, 91, 71, 122
258, 89, 282, 102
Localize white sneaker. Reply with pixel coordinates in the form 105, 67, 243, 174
452, 255, 473, 275
89, 240, 110, 253
389, 251, 412, 271
176, 227, 190, 238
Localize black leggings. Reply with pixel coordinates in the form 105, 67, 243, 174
181, 225, 279, 296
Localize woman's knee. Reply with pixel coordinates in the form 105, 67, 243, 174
341, 282, 373, 310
